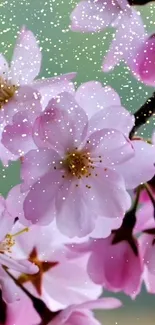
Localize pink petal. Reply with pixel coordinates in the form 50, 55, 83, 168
115, 140, 155, 189
7, 296, 41, 323
90, 216, 122, 239
103, 9, 146, 73
10, 26, 41, 85
0, 196, 14, 241
33, 72, 76, 109
55, 179, 97, 237
139, 234, 155, 275
6, 185, 29, 226
70, 0, 121, 32
2, 112, 37, 157
0, 254, 38, 273
56, 168, 130, 237
88, 237, 142, 297
75, 81, 121, 118
33, 92, 88, 155
0, 210, 14, 242
137, 34, 155, 85
84, 128, 134, 166
33, 106, 76, 153
88, 105, 135, 137
135, 202, 155, 234
143, 267, 155, 294
21, 148, 60, 191
23, 170, 63, 225
79, 297, 122, 310
44, 256, 101, 310
82, 167, 131, 219
0, 267, 22, 302
0, 124, 17, 165
51, 308, 100, 325
3, 85, 41, 124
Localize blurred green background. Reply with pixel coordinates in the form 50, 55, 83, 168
0, 0, 155, 323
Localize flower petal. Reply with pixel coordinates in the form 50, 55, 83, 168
2, 111, 37, 157
23, 170, 62, 225
82, 167, 131, 219
70, 0, 121, 32
21, 148, 61, 191
103, 9, 146, 73
10, 26, 41, 85
3, 85, 41, 124
88, 105, 135, 137
84, 128, 134, 166
55, 179, 97, 237
0, 123, 17, 165
75, 81, 121, 119
33, 92, 88, 155
115, 140, 155, 189
137, 34, 155, 86
6, 185, 29, 226
33, 72, 76, 109
0, 254, 38, 274
79, 297, 122, 310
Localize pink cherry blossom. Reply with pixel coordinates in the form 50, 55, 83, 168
20, 91, 134, 237
103, 8, 155, 86
9, 221, 102, 311
0, 196, 38, 303
70, 0, 131, 33
48, 298, 122, 325
0, 26, 75, 163
3, 80, 155, 189
69, 234, 143, 298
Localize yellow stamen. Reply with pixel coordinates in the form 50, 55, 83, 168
63, 150, 91, 178
0, 77, 18, 109
11, 227, 29, 238
0, 228, 29, 254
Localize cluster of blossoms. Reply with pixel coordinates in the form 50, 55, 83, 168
0, 0, 155, 324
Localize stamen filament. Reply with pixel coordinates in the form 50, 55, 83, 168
12, 227, 29, 238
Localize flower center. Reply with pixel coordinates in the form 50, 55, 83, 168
0, 228, 29, 253
0, 77, 18, 109
62, 150, 93, 179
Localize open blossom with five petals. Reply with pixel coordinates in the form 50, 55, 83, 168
0, 26, 75, 163
70, 0, 131, 33
3, 80, 155, 190
20, 91, 134, 237
9, 221, 102, 311
103, 8, 155, 86
0, 196, 38, 303
48, 298, 122, 325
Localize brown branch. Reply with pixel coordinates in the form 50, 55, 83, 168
129, 92, 155, 139
128, 0, 155, 5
